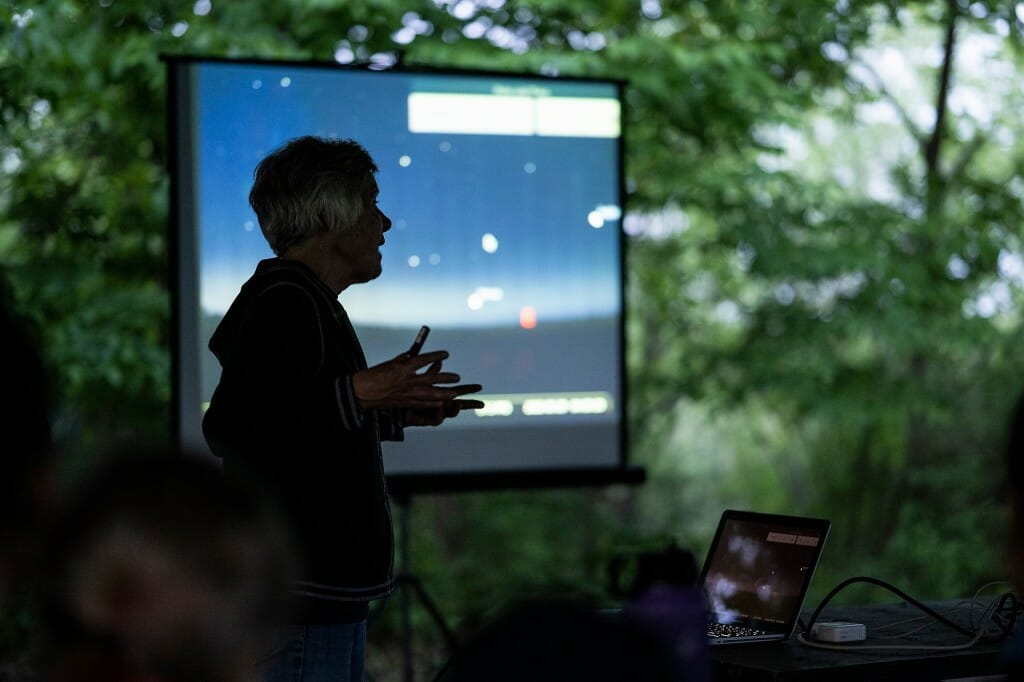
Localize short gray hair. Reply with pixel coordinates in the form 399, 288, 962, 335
249, 136, 379, 256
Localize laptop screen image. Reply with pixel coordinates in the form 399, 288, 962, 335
700, 510, 830, 643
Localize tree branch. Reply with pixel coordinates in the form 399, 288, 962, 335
946, 132, 988, 186
925, 0, 959, 181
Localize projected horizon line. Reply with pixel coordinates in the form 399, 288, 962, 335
472, 391, 614, 418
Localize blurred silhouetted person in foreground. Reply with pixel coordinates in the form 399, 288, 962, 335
1004, 389, 1024, 678
36, 452, 294, 682
614, 544, 711, 681
0, 276, 57, 680
437, 598, 677, 682
0, 276, 56, 601
202, 136, 483, 681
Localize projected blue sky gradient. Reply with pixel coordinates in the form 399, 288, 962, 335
195, 63, 622, 329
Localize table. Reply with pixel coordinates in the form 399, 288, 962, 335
710, 600, 1009, 681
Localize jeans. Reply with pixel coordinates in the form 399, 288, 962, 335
265, 621, 367, 682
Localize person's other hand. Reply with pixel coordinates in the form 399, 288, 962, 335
351, 351, 482, 413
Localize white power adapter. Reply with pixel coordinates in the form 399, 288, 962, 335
810, 621, 867, 643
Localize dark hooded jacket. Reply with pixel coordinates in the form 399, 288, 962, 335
203, 258, 401, 622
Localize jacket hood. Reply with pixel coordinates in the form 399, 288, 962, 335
208, 258, 330, 366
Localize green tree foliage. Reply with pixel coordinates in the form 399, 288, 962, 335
4, 0, 1024, 673
617, 0, 1024, 604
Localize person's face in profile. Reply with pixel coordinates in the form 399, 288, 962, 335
335, 175, 392, 284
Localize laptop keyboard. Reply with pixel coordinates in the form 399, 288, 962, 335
707, 622, 770, 639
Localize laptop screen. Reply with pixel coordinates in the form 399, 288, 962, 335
700, 511, 830, 635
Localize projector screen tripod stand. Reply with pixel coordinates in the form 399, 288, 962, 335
369, 491, 458, 682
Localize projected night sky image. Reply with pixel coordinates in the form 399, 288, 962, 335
186, 61, 623, 473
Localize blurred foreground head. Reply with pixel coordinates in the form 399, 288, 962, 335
0, 276, 55, 599
38, 451, 295, 682
437, 598, 675, 682
1008, 390, 1024, 589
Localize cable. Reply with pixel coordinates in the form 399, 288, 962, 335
796, 576, 1018, 654
871, 616, 933, 640
870, 584, 1013, 641
795, 629, 987, 653
805, 577, 1008, 640
796, 598, 995, 652
967, 582, 1015, 632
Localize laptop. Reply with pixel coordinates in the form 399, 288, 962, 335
699, 509, 830, 645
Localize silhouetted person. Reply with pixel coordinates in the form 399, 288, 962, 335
0, 275, 56, 681
1004, 390, 1024, 678
37, 451, 293, 682
0, 275, 56, 601
437, 598, 677, 682
201, 136, 483, 682
614, 545, 711, 681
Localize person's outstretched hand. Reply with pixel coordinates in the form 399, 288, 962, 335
352, 351, 484, 423
402, 354, 485, 426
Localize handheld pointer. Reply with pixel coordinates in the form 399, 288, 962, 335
407, 325, 430, 356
